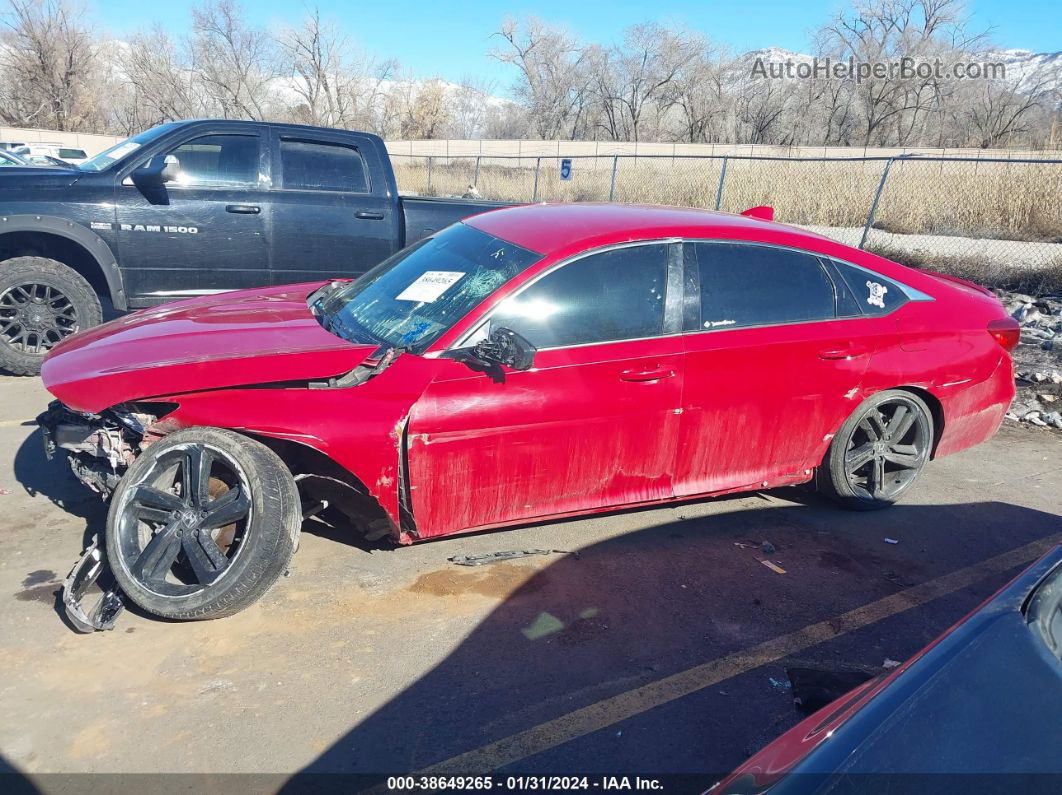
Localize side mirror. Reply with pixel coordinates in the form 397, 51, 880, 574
472, 326, 536, 371
131, 154, 181, 189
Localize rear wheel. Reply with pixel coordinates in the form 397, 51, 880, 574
105, 427, 301, 620
819, 390, 933, 510
0, 256, 102, 375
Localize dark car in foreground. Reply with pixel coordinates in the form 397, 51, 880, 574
38, 203, 1018, 624
0, 119, 508, 375
715, 544, 1062, 793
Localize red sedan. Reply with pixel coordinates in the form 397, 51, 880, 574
39, 203, 1018, 621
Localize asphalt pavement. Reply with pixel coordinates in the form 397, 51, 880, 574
1, 372, 1059, 788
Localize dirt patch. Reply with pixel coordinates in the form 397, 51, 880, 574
407, 562, 544, 599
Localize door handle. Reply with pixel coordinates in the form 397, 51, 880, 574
818, 345, 867, 360
355, 210, 385, 220
619, 367, 675, 382
225, 204, 260, 214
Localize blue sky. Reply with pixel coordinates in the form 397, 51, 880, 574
93, 0, 1058, 91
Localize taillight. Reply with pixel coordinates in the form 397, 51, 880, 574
987, 317, 1020, 352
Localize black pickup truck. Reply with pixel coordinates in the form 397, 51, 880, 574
0, 119, 509, 374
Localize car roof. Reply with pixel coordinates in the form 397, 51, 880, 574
464, 202, 836, 256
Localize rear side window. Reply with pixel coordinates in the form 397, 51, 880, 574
59, 148, 86, 159
280, 139, 369, 193
693, 243, 836, 330
832, 260, 909, 316
490, 244, 669, 348
167, 134, 260, 187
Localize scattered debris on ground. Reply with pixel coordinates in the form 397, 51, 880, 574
61, 538, 124, 633
999, 289, 1062, 430
884, 537, 899, 545
759, 559, 787, 575
448, 549, 576, 566
883, 658, 903, 669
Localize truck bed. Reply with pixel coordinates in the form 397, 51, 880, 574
401, 195, 515, 244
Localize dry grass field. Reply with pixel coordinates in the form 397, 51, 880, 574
394, 156, 1062, 245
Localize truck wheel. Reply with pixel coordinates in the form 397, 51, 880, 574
0, 256, 102, 376
818, 390, 933, 511
105, 427, 301, 621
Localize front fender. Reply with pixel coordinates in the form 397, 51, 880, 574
0, 214, 128, 310
143, 356, 440, 542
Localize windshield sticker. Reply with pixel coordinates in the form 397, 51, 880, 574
866, 280, 888, 308
396, 271, 465, 303
105, 142, 141, 160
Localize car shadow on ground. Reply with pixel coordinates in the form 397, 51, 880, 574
281, 498, 1060, 784
13, 426, 107, 548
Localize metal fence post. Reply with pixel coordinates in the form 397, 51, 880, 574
714, 156, 729, 210
532, 157, 541, 201
860, 157, 897, 249
609, 156, 619, 201
474, 155, 481, 185
427, 156, 433, 193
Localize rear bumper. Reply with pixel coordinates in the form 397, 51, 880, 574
934, 353, 1014, 459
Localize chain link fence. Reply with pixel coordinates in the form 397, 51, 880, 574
392, 152, 1062, 288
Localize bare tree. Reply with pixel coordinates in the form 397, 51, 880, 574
191, 0, 278, 120
592, 24, 703, 141
277, 7, 386, 128
117, 26, 206, 132
490, 17, 594, 139
0, 0, 101, 130
955, 62, 1060, 147
818, 0, 983, 146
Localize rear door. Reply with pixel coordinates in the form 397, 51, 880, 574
114, 128, 270, 302
269, 130, 398, 284
675, 241, 872, 496
406, 243, 685, 538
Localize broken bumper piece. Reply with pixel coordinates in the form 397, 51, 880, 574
62, 538, 125, 633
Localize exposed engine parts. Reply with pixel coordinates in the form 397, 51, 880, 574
37, 400, 161, 499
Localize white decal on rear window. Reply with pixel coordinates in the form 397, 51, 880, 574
866, 280, 887, 308
396, 271, 465, 303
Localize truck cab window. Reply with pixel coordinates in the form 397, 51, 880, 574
166, 134, 260, 187
280, 139, 369, 193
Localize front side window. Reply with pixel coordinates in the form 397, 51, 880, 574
280, 139, 369, 193
314, 223, 540, 353
489, 244, 669, 349
167, 134, 260, 187
693, 243, 836, 330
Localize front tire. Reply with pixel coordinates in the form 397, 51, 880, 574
105, 427, 301, 620
819, 390, 933, 510
0, 256, 102, 375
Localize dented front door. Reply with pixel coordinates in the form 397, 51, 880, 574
405, 337, 684, 538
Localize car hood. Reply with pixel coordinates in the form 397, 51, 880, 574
0, 167, 82, 188
42, 283, 377, 413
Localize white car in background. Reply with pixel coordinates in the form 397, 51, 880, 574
11, 144, 89, 166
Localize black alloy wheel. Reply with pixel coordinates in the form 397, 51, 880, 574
821, 390, 934, 510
